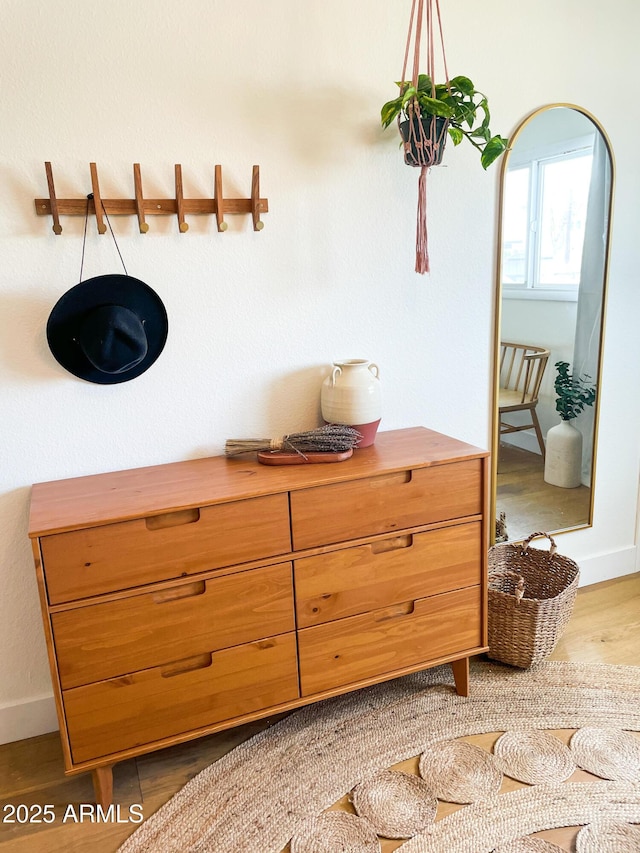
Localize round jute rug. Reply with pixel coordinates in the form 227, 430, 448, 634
118, 660, 640, 853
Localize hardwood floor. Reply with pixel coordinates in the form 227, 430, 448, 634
496, 442, 592, 542
1, 574, 638, 853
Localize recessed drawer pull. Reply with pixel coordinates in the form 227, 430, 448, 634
370, 534, 413, 554
374, 600, 415, 622
370, 470, 412, 488
145, 508, 201, 531
152, 580, 206, 604
160, 652, 212, 678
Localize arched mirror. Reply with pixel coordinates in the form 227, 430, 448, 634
492, 105, 614, 543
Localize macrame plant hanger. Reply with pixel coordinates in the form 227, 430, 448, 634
399, 0, 450, 274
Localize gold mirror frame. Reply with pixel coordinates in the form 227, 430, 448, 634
491, 104, 615, 544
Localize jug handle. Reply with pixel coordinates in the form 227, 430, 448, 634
369, 363, 379, 378
331, 365, 342, 386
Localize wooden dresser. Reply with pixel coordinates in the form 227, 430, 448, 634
28, 427, 489, 805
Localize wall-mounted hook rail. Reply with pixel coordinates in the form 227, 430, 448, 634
35, 162, 269, 235
214, 164, 227, 232
89, 163, 107, 234
44, 162, 62, 235
174, 164, 188, 233
133, 163, 149, 234
251, 165, 265, 231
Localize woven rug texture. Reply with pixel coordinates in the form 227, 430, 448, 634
118, 659, 640, 853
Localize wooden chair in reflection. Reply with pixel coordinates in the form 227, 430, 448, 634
498, 342, 550, 460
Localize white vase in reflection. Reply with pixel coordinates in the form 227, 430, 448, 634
544, 419, 583, 488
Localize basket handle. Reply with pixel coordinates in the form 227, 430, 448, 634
521, 531, 557, 556
488, 569, 525, 604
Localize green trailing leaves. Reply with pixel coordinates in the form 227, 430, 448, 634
381, 98, 403, 128
417, 95, 454, 118
416, 74, 434, 92
380, 74, 509, 168
450, 75, 474, 95
448, 126, 464, 146
481, 136, 509, 169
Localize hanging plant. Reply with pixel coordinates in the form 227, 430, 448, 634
381, 74, 509, 170
381, 0, 509, 273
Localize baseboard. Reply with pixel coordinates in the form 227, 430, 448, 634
577, 545, 638, 587
0, 694, 58, 745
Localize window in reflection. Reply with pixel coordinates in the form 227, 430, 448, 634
539, 152, 592, 285
503, 136, 594, 292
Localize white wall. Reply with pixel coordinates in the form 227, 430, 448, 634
2, 0, 639, 742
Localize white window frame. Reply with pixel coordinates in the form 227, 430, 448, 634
502, 134, 594, 303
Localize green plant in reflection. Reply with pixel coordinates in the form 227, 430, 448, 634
553, 361, 596, 421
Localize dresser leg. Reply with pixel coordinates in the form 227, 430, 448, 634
92, 765, 114, 808
451, 657, 469, 697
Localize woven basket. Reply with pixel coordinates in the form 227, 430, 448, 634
488, 532, 580, 668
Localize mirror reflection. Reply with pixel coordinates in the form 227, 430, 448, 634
493, 105, 614, 543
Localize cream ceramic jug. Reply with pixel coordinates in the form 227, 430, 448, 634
320, 359, 382, 447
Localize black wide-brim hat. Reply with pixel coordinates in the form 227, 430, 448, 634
46, 274, 168, 384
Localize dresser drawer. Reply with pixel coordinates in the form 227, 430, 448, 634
64, 633, 299, 764
298, 586, 482, 696
290, 460, 482, 549
52, 563, 294, 689
295, 522, 481, 628
41, 493, 291, 604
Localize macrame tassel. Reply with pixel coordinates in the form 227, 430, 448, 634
415, 165, 430, 274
